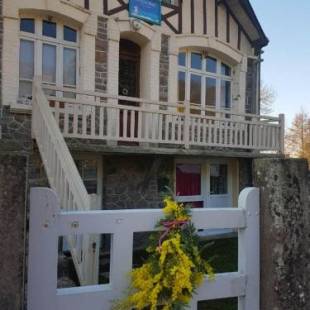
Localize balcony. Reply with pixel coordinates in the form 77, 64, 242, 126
33, 82, 285, 156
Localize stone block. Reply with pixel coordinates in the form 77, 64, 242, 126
254, 158, 310, 310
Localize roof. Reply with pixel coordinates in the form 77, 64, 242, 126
224, 0, 269, 49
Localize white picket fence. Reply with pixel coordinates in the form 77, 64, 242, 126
27, 187, 260, 310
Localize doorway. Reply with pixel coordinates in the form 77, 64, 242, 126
119, 39, 140, 99
118, 39, 141, 142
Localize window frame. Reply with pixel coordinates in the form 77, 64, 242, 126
18, 17, 80, 104
174, 158, 233, 208
178, 49, 233, 111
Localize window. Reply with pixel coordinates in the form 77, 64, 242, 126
210, 164, 228, 195
20, 18, 35, 33
18, 18, 79, 104
175, 161, 231, 209
43, 20, 56, 38
178, 51, 232, 111
19, 40, 34, 102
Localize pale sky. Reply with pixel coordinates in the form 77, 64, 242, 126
251, 0, 310, 127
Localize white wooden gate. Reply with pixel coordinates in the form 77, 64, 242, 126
27, 187, 260, 310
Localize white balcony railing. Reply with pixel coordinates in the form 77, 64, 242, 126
40, 84, 284, 153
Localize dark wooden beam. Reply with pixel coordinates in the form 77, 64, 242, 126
203, 0, 207, 34
191, 0, 195, 33
219, 0, 254, 48
226, 4, 230, 43
238, 24, 242, 49
84, 0, 89, 9
103, 0, 183, 34
215, 0, 218, 37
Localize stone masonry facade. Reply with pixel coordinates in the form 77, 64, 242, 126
0, 0, 2, 108
0, 106, 32, 155
0, 155, 27, 310
95, 16, 108, 93
103, 155, 174, 210
159, 34, 169, 102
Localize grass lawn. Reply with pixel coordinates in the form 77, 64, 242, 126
198, 298, 238, 310
198, 236, 238, 310
200, 235, 238, 273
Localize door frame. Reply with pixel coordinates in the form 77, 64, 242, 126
174, 158, 235, 208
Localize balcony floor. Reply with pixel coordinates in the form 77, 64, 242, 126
65, 138, 284, 159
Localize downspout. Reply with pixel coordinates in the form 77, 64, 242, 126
256, 49, 262, 115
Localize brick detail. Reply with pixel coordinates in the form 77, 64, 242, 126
95, 16, 108, 93
159, 34, 169, 102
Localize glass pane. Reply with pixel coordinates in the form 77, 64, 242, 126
63, 48, 77, 86
210, 164, 228, 195
19, 81, 32, 101
191, 52, 202, 70
178, 52, 186, 66
206, 56, 217, 73
19, 40, 34, 79
20, 19, 35, 33
176, 164, 201, 196
220, 80, 231, 109
64, 26, 77, 42
178, 71, 186, 101
43, 20, 57, 38
221, 63, 231, 76
42, 44, 56, 83
190, 74, 201, 105
205, 77, 216, 107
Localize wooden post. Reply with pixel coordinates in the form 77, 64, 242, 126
238, 188, 260, 310
27, 188, 59, 310
279, 114, 285, 154
88, 194, 101, 284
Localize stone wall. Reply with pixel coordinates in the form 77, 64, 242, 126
95, 16, 108, 93
254, 158, 310, 310
103, 155, 174, 209
0, 0, 3, 107
0, 155, 27, 310
239, 158, 253, 192
0, 107, 32, 155
159, 34, 169, 102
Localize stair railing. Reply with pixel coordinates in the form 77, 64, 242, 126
31, 77, 99, 285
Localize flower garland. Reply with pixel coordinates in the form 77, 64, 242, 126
113, 197, 214, 310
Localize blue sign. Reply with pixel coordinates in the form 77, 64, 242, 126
129, 0, 162, 25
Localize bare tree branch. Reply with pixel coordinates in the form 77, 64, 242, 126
260, 82, 276, 115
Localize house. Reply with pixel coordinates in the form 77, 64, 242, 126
0, 0, 284, 291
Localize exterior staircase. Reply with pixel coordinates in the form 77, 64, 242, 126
31, 77, 100, 286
